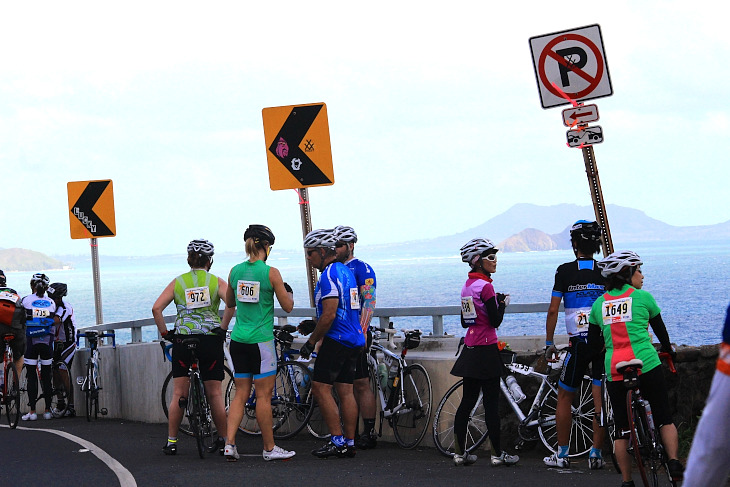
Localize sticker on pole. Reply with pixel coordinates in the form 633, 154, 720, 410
530, 24, 613, 109
566, 126, 604, 148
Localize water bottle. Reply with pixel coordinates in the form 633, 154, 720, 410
377, 363, 388, 391
387, 361, 399, 392
505, 375, 526, 403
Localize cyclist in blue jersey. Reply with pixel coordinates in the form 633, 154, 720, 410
299, 228, 365, 458
543, 221, 607, 469
683, 303, 730, 487
333, 225, 379, 449
21, 273, 56, 421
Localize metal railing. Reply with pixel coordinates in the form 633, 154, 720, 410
80, 303, 560, 343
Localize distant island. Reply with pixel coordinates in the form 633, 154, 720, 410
0, 248, 71, 272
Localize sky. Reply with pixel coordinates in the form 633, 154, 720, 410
2, 0, 728, 257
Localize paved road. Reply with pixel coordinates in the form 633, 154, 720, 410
2, 417, 630, 487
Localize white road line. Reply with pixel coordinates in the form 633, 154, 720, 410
1, 424, 137, 487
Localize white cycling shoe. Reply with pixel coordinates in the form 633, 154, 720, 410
263, 445, 295, 461
491, 451, 519, 466
224, 444, 240, 462
543, 453, 570, 468
453, 452, 477, 466
22, 412, 38, 421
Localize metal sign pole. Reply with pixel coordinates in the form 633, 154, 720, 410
90, 238, 104, 324
298, 188, 317, 307
580, 145, 614, 257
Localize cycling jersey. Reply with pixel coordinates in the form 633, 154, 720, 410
589, 284, 662, 381
461, 273, 498, 346
551, 258, 605, 340
21, 294, 56, 345
344, 257, 376, 332
172, 269, 222, 335
53, 299, 76, 343
314, 262, 364, 348
229, 260, 274, 344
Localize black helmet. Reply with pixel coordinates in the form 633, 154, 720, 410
0, 269, 5, 287
31, 273, 50, 288
48, 283, 68, 299
570, 220, 602, 242
244, 224, 275, 245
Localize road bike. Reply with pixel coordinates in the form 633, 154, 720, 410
77, 330, 115, 421
228, 324, 314, 439
617, 352, 678, 487
432, 345, 595, 457
18, 353, 72, 420
1, 334, 21, 427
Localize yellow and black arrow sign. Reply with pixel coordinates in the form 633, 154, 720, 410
262, 103, 335, 191
67, 180, 116, 239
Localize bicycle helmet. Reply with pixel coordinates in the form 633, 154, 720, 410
570, 220, 602, 242
48, 283, 68, 299
187, 239, 215, 256
31, 273, 50, 287
597, 250, 643, 278
0, 269, 5, 287
460, 238, 497, 266
334, 225, 358, 243
243, 224, 276, 245
303, 228, 338, 249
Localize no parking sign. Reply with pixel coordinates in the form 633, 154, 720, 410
530, 24, 613, 109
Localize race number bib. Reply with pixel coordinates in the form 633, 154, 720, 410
349, 288, 360, 309
0, 291, 19, 303
237, 280, 260, 303
32, 308, 50, 318
602, 297, 633, 325
575, 310, 590, 331
461, 296, 477, 320
185, 286, 211, 309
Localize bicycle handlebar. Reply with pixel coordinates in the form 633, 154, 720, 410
76, 330, 116, 349
658, 352, 677, 374
160, 340, 173, 362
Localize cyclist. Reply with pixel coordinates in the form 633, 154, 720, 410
586, 250, 684, 486
450, 238, 518, 467
0, 270, 26, 391
543, 220, 606, 469
48, 283, 76, 417
222, 225, 296, 462
299, 228, 365, 458
21, 273, 56, 421
683, 303, 730, 487
333, 225, 379, 450
153, 239, 233, 456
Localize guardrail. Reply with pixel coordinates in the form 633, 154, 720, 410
79, 303, 562, 343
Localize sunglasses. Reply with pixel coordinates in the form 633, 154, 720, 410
482, 253, 497, 262
335, 242, 347, 248
306, 249, 319, 257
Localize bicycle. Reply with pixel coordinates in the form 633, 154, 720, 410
357, 326, 433, 449
227, 324, 314, 439
160, 337, 234, 437
432, 344, 595, 458
617, 352, 678, 487
76, 330, 116, 421
1, 334, 21, 427
18, 353, 72, 420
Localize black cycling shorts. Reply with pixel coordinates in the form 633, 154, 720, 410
353, 329, 373, 380
559, 337, 605, 392
313, 336, 362, 385
171, 334, 225, 381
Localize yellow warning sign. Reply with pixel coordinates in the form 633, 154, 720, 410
67, 180, 116, 239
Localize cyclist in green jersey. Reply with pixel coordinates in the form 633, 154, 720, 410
586, 250, 683, 486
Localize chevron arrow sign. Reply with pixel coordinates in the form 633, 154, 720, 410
67, 180, 116, 239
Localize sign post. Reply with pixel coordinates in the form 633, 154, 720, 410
67, 180, 116, 324
262, 103, 334, 305
530, 25, 614, 256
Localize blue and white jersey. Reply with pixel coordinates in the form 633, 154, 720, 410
314, 261, 365, 348
551, 258, 605, 340
21, 294, 56, 327
344, 258, 377, 290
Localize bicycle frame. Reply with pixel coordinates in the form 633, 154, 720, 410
76, 330, 116, 420
369, 342, 411, 419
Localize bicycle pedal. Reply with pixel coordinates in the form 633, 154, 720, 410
76, 376, 84, 385
100, 408, 108, 416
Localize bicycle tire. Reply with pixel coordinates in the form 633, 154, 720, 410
601, 383, 620, 472
187, 376, 206, 458
628, 390, 651, 487
307, 387, 339, 439
226, 379, 262, 435
432, 379, 488, 457
392, 363, 432, 449
5, 363, 20, 428
163, 366, 233, 436
537, 376, 593, 457
50, 362, 70, 418
271, 361, 314, 439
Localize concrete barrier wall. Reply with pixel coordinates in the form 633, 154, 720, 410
70, 337, 719, 450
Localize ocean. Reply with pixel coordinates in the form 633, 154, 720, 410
4, 240, 729, 347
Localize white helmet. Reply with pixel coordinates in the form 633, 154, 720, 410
303, 228, 337, 249
187, 239, 215, 256
460, 238, 497, 266
334, 225, 358, 243
597, 250, 642, 278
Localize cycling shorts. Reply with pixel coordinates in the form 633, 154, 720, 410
353, 329, 373, 380
171, 334, 225, 381
24, 342, 53, 366
229, 339, 277, 379
0, 323, 26, 360
607, 365, 673, 440
53, 340, 76, 367
559, 337, 605, 392
313, 336, 362, 385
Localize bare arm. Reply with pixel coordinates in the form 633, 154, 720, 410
152, 280, 175, 335
307, 297, 337, 345
545, 296, 562, 343
269, 266, 293, 313
217, 276, 235, 330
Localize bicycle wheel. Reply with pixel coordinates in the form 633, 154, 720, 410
628, 390, 651, 487
432, 379, 488, 457
392, 363, 432, 449
538, 376, 593, 457
188, 377, 206, 459
164, 367, 232, 436
271, 361, 314, 439
5, 363, 21, 428
85, 360, 95, 422
226, 379, 262, 435
50, 363, 69, 418
307, 387, 338, 439
602, 384, 619, 472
